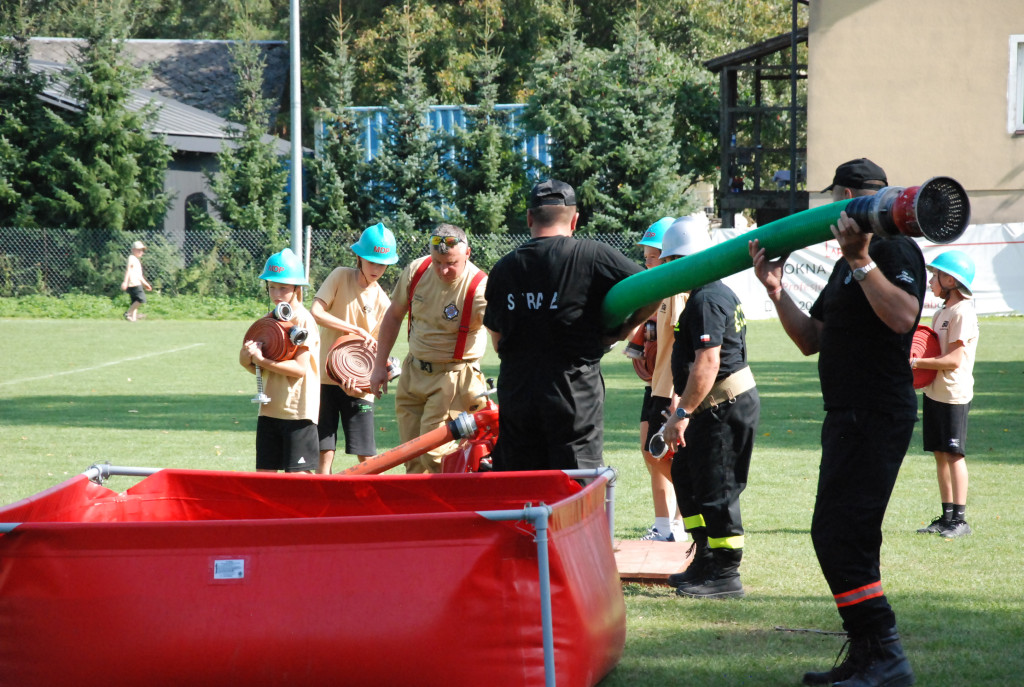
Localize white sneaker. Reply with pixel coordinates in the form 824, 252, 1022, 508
640, 526, 675, 542
671, 522, 689, 543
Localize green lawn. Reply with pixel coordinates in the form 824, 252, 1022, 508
1, 315, 1022, 686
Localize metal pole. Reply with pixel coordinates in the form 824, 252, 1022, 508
789, 0, 799, 215
478, 505, 556, 687
289, 0, 303, 259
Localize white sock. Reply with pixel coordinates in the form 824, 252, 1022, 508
654, 517, 672, 534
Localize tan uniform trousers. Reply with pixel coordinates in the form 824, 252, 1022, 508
395, 355, 487, 473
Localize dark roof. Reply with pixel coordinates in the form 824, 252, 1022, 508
30, 59, 294, 156
29, 37, 288, 120
703, 28, 808, 72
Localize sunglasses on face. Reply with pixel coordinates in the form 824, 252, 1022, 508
429, 235, 464, 248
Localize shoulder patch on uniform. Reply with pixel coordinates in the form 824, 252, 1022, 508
896, 270, 915, 284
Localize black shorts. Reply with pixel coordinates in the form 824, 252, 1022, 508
922, 395, 970, 456
255, 417, 319, 472
639, 386, 653, 423
642, 395, 672, 452
127, 285, 146, 304
318, 384, 377, 456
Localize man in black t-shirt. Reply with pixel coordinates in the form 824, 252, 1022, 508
483, 179, 655, 471
660, 218, 760, 600
749, 159, 924, 687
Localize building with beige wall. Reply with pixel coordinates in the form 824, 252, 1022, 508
807, 0, 1024, 224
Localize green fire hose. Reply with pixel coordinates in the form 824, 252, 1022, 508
601, 177, 971, 329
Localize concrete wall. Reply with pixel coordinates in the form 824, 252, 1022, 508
807, 0, 1024, 223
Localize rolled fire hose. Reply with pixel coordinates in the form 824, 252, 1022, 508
602, 177, 971, 329
243, 302, 308, 404
340, 408, 500, 476
325, 335, 401, 391
910, 324, 941, 389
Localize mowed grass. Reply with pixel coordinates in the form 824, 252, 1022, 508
1, 314, 1023, 686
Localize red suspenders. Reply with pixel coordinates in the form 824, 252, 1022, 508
406, 259, 484, 362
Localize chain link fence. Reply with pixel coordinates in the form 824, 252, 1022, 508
0, 226, 644, 298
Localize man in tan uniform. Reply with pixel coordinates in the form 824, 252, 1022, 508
370, 224, 489, 473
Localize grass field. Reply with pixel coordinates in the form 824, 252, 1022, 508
1, 314, 1022, 686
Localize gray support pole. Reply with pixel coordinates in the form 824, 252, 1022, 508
289, 0, 303, 258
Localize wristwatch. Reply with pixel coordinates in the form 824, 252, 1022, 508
852, 261, 877, 282
674, 407, 691, 420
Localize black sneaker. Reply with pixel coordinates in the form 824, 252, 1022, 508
915, 515, 948, 534
939, 520, 972, 539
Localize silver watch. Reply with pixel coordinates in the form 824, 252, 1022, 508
852, 261, 877, 281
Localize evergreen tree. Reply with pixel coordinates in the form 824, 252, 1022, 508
584, 8, 694, 233
305, 14, 373, 281
0, 32, 53, 225
26, 3, 171, 232
521, 3, 603, 227
446, 14, 530, 238
189, 29, 290, 296
370, 3, 447, 238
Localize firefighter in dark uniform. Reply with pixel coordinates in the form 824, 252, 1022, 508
749, 158, 924, 687
660, 220, 760, 600
483, 179, 656, 472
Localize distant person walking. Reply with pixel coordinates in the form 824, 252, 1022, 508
121, 240, 152, 322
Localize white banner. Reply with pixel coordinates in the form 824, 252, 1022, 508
716, 223, 1024, 320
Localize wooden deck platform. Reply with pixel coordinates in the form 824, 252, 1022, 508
613, 538, 693, 585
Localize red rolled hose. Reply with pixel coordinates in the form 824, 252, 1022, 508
243, 315, 298, 362
910, 324, 941, 389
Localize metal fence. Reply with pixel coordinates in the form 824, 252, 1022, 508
0, 226, 643, 298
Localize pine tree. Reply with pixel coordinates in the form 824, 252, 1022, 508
521, 2, 603, 227
370, 2, 447, 238
585, 7, 694, 233
27, 4, 171, 232
0, 33, 53, 225
305, 14, 373, 279
189, 30, 290, 297
446, 15, 531, 238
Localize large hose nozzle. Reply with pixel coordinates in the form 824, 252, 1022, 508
601, 176, 972, 329
846, 176, 970, 243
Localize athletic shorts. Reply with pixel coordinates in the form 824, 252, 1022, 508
127, 285, 146, 304
642, 395, 672, 452
255, 416, 319, 472
639, 385, 653, 423
922, 395, 970, 456
317, 384, 376, 456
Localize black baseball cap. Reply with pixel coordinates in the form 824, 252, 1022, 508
822, 158, 888, 192
529, 179, 576, 208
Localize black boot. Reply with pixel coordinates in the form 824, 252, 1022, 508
667, 539, 711, 587
803, 635, 868, 685
675, 547, 744, 599
833, 629, 915, 687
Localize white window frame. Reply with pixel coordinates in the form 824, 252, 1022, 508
1008, 35, 1024, 135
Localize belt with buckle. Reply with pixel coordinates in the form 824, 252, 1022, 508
694, 366, 756, 414
409, 355, 470, 375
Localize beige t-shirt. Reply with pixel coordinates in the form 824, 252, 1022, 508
314, 267, 390, 399
923, 298, 979, 404
124, 254, 143, 287
390, 256, 488, 363
651, 292, 688, 399
259, 305, 321, 422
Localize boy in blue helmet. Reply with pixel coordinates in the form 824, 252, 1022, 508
311, 223, 398, 473
911, 250, 979, 539
630, 216, 685, 543
239, 248, 321, 473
